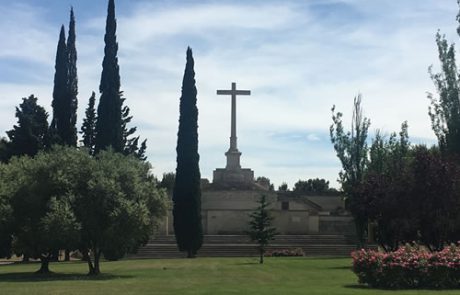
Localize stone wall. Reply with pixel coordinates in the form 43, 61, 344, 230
156, 190, 352, 236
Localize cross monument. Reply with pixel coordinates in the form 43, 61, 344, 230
217, 82, 251, 170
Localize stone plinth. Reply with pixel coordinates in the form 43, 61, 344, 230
213, 167, 254, 188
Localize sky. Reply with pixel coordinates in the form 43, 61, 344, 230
0, 0, 457, 189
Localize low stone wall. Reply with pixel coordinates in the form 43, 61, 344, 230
318, 215, 355, 235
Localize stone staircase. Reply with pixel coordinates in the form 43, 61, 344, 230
129, 235, 360, 259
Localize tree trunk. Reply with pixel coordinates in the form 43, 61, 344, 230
36, 257, 50, 274
64, 249, 70, 261
81, 249, 89, 261
259, 250, 264, 264
88, 249, 101, 275
87, 248, 101, 276
187, 249, 196, 258
22, 254, 30, 262
93, 250, 101, 275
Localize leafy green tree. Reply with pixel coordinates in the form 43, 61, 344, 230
75, 150, 167, 275
330, 94, 370, 246
95, 0, 123, 153
411, 146, 455, 251
278, 182, 288, 192
293, 178, 337, 195
247, 195, 277, 264
6, 95, 49, 158
81, 92, 97, 154
360, 124, 414, 251
4, 150, 81, 273
427, 32, 460, 155
173, 47, 203, 258
0, 165, 13, 258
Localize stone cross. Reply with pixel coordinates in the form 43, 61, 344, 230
217, 82, 251, 169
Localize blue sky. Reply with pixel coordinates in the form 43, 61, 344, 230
0, 0, 456, 188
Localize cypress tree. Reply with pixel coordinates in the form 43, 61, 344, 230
173, 47, 202, 258
67, 7, 78, 146
50, 25, 68, 145
95, 0, 123, 153
81, 92, 97, 154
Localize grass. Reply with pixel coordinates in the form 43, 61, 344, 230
0, 257, 460, 294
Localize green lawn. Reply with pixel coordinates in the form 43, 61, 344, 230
0, 257, 459, 295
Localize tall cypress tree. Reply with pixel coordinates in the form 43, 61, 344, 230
50, 25, 68, 145
67, 7, 78, 146
173, 47, 202, 258
95, 0, 123, 153
81, 92, 97, 154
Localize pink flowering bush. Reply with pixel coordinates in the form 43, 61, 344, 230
266, 248, 305, 257
351, 244, 460, 289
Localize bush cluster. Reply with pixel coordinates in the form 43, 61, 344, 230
352, 244, 460, 289
266, 248, 305, 257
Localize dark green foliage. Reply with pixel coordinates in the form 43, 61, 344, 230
0, 147, 166, 275
74, 150, 167, 274
358, 124, 414, 251
361, 123, 459, 251
120, 97, 148, 160
293, 178, 338, 195
159, 172, 175, 193
95, 0, 123, 153
330, 94, 370, 246
428, 32, 460, 155
50, 24, 76, 146
0, 138, 9, 163
3, 150, 82, 273
278, 182, 288, 191
6, 95, 49, 158
80, 92, 97, 154
67, 7, 78, 146
50, 9, 78, 147
94, 1, 145, 158
247, 195, 277, 264
256, 176, 274, 191
411, 146, 455, 250
173, 47, 203, 258
0, 166, 13, 258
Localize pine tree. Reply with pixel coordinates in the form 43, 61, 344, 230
95, 0, 123, 153
50, 25, 68, 145
6, 95, 49, 158
173, 47, 202, 258
247, 195, 277, 264
81, 92, 97, 154
67, 7, 78, 146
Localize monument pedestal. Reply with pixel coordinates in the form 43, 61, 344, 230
213, 167, 254, 187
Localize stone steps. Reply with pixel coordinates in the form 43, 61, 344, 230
129, 235, 361, 259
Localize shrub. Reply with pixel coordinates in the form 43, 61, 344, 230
352, 244, 460, 289
266, 248, 305, 257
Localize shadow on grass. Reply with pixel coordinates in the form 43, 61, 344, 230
329, 266, 352, 270
0, 272, 133, 282
344, 284, 460, 291
343, 284, 370, 290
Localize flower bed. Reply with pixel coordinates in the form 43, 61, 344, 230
351, 244, 460, 289
266, 248, 305, 257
